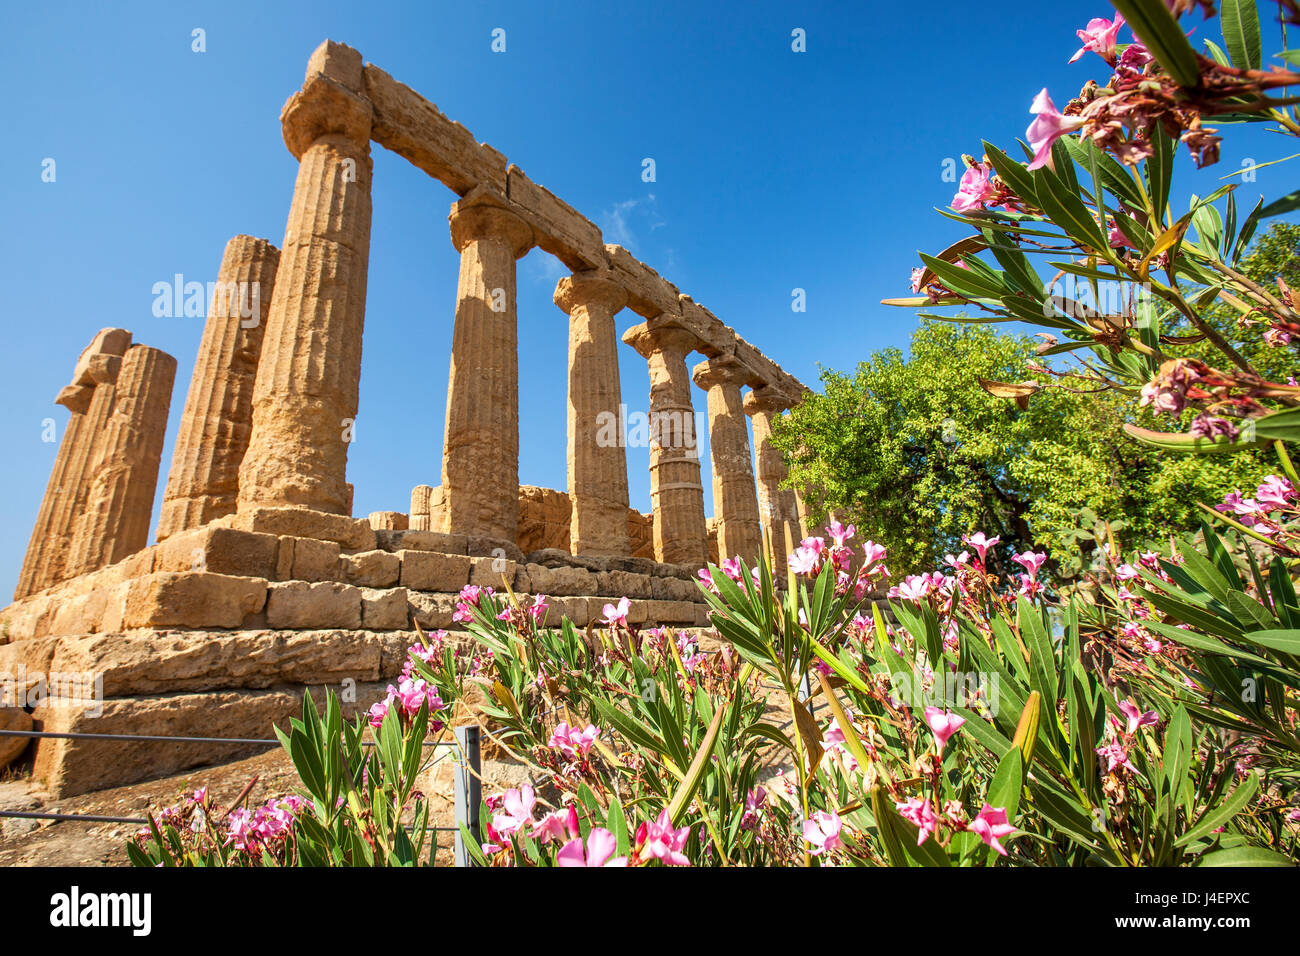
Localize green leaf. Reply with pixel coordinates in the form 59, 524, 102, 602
1251, 406, 1300, 441
1195, 846, 1295, 866
1244, 629, 1300, 654
666, 698, 726, 825
1176, 775, 1258, 847
1220, 0, 1262, 71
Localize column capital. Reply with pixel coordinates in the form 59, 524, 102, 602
554, 268, 627, 315
281, 69, 373, 160
449, 186, 534, 258
623, 318, 699, 361
692, 354, 748, 391
743, 385, 797, 417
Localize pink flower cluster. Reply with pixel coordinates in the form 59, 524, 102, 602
548, 721, 601, 761
368, 675, 444, 729
452, 584, 495, 624
1215, 475, 1298, 533
787, 521, 890, 600
225, 795, 309, 853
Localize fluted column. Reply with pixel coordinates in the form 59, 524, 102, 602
744, 388, 801, 571
556, 270, 631, 557
65, 345, 177, 577
237, 42, 374, 516
623, 321, 707, 567
693, 356, 762, 565
158, 236, 280, 540
14, 329, 132, 599
410, 484, 434, 531
439, 188, 534, 542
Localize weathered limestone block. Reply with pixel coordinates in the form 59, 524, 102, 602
367, 511, 408, 530
507, 166, 605, 271
238, 42, 375, 516
360, 587, 409, 630
407, 591, 457, 629
49, 629, 390, 697
399, 550, 471, 592
466, 535, 525, 563
651, 575, 701, 602
266, 581, 362, 629
556, 269, 632, 558
154, 526, 280, 579
440, 186, 534, 543
469, 555, 515, 589
694, 356, 762, 565
123, 572, 268, 629
0, 707, 33, 769
157, 236, 281, 540
624, 320, 709, 567
641, 600, 700, 625
222, 507, 377, 551
342, 549, 401, 588
33, 681, 391, 797
605, 244, 681, 320
290, 536, 342, 582
597, 569, 656, 599
65, 344, 177, 579
512, 565, 532, 593
409, 484, 434, 531
14, 329, 132, 600
517, 485, 572, 554
628, 511, 655, 559
523, 563, 596, 596
0, 637, 60, 699
377, 529, 469, 554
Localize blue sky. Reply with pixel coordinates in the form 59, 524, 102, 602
1, 1, 1295, 592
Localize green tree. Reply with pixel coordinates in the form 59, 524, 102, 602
773, 320, 1271, 578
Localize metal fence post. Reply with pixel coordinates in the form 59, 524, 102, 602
453, 725, 481, 867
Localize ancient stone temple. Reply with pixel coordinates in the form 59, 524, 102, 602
0, 40, 808, 797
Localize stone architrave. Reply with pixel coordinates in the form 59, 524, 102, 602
157, 236, 280, 540
237, 42, 375, 516
623, 320, 707, 567
438, 187, 534, 543
744, 387, 802, 571
65, 345, 177, 577
693, 356, 762, 565
13, 329, 132, 599
555, 269, 631, 557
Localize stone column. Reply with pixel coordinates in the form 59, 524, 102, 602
555, 270, 631, 557
693, 356, 762, 565
65, 345, 177, 577
237, 42, 374, 517
623, 321, 707, 567
744, 388, 801, 571
13, 329, 131, 599
439, 187, 534, 543
157, 236, 280, 540
410, 484, 434, 531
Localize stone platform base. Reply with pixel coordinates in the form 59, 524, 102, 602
0, 507, 715, 797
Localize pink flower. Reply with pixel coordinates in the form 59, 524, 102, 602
951, 163, 999, 213
1069, 14, 1125, 64
697, 567, 719, 594
1257, 475, 1296, 511
720, 556, 744, 582
1012, 550, 1047, 577
924, 706, 966, 755
531, 804, 579, 844
1026, 89, 1085, 170
1096, 738, 1138, 774
895, 574, 931, 602
802, 810, 844, 856
556, 828, 628, 867
788, 545, 820, 575
962, 532, 1001, 564
967, 804, 1016, 856
601, 596, 631, 628
826, 518, 855, 547
1265, 326, 1292, 347
638, 809, 692, 865
491, 784, 536, 836
862, 541, 887, 567
1108, 220, 1138, 249
910, 267, 925, 294
896, 797, 939, 845
548, 721, 600, 760
1116, 699, 1159, 735
367, 698, 390, 729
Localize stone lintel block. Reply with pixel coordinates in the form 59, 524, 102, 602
266, 581, 362, 629
155, 526, 279, 579
226, 507, 377, 552
377, 529, 469, 554
605, 244, 681, 319
342, 549, 401, 588
290, 536, 342, 582
305, 39, 365, 90
399, 550, 471, 592
364, 63, 507, 196
123, 572, 268, 629
360, 587, 410, 630
367, 511, 409, 531
469, 556, 516, 590
677, 297, 737, 360
55, 384, 94, 414
70, 328, 132, 387
597, 569, 656, 599
506, 166, 605, 271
